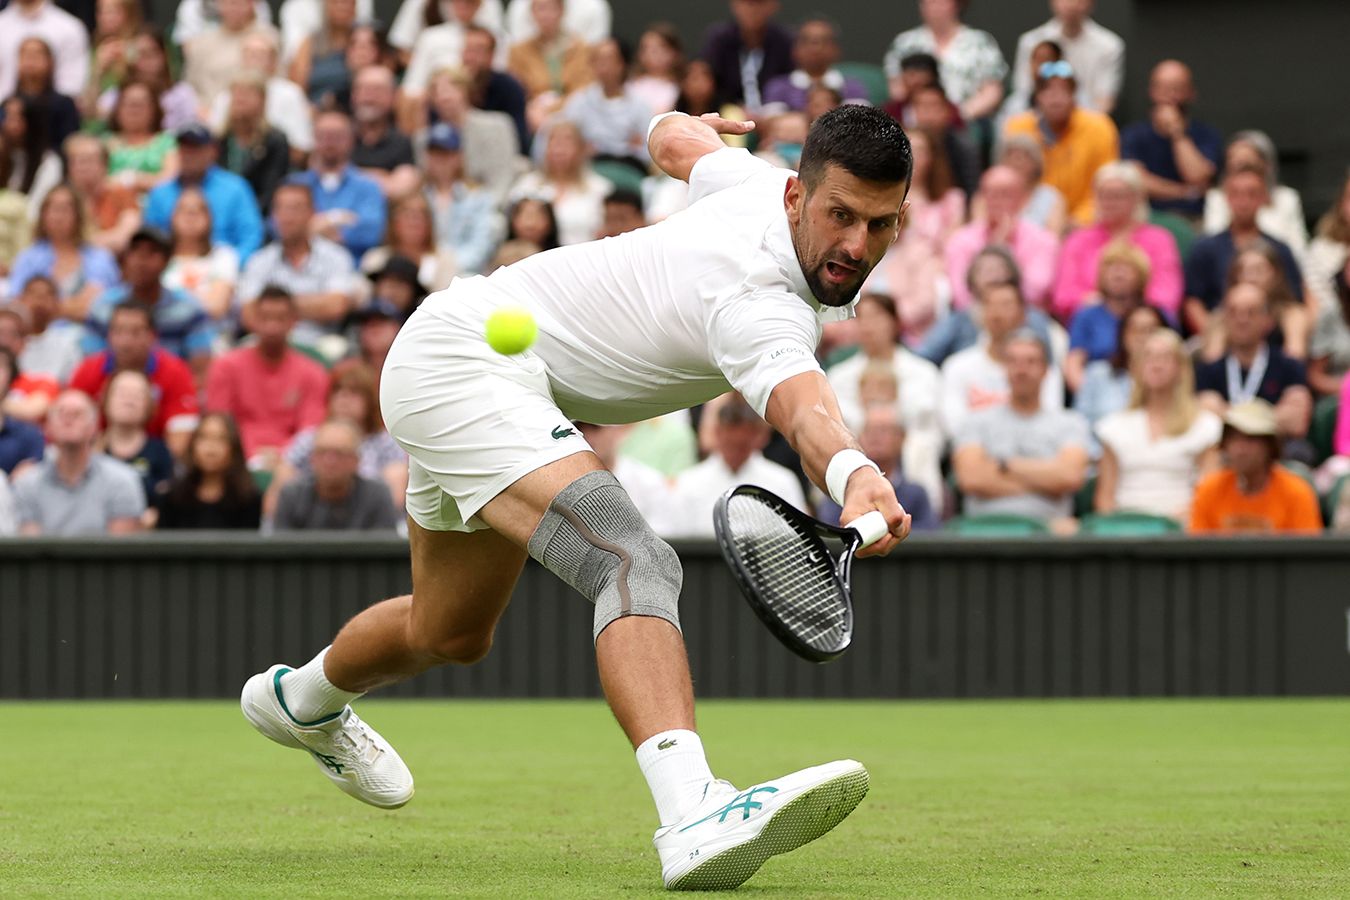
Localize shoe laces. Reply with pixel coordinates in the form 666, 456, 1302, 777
331, 712, 384, 765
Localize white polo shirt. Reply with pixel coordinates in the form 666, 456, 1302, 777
426, 147, 851, 424
668, 452, 807, 540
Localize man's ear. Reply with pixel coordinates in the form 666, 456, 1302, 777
784, 175, 804, 227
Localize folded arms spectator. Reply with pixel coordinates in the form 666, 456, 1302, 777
273, 417, 401, 530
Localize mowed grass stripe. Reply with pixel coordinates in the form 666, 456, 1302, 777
1, 699, 1347, 897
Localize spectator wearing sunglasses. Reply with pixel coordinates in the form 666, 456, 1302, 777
1121, 60, 1222, 220
1011, 1, 1124, 116
1002, 59, 1118, 227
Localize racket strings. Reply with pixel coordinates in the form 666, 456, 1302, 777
726, 495, 848, 651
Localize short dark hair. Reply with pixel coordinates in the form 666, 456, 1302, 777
797, 104, 912, 191
110, 301, 156, 331
858, 292, 897, 321
899, 52, 939, 76
257, 285, 296, 308
275, 178, 314, 207
602, 36, 633, 69
603, 188, 643, 214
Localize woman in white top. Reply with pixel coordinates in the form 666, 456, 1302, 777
1307, 170, 1350, 316
164, 187, 240, 323
1094, 328, 1223, 520
508, 120, 609, 247
1203, 131, 1308, 265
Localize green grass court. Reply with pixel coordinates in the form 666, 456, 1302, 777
4, 699, 1348, 897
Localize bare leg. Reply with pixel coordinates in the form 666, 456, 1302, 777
323, 522, 527, 692
478, 451, 699, 748
595, 617, 696, 747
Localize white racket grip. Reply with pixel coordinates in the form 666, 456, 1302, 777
845, 510, 890, 548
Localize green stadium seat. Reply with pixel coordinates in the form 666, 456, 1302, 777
1147, 210, 1197, 262
945, 514, 1049, 536
1309, 393, 1340, 465
251, 468, 274, 493
836, 61, 889, 106
1079, 511, 1181, 536
592, 159, 646, 196
1074, 474, 1097, 519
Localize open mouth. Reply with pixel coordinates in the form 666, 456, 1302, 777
823, 260, 858, 284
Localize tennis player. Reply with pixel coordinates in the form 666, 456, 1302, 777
242, 104, 914, 891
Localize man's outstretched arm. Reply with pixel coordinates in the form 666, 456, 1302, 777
764, 371, 912, 557
647, 113, 755, 183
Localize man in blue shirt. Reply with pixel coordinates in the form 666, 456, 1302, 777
291, 109, 387, 262
1121, 60, 1221, 218
82, 228, 217, 377
1183, 167, 1304, 336
143, 123, 265, 261
0, 347, 44, 475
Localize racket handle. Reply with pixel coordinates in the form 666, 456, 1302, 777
845, 510, 890, 549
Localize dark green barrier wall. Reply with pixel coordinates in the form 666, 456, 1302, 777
2, 535, 1347, 699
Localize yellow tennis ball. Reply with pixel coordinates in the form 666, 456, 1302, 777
484, 306, 538, 355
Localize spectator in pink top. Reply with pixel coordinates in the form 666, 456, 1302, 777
204, 285, 329, 469
1053, 161, 1183, 323
945, 165, 1059, 312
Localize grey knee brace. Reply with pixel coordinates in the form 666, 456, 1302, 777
527, 470, 683, 642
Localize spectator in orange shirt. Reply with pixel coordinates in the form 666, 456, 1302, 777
1189, 399, 1322, 533
1002, 60, 1118, 226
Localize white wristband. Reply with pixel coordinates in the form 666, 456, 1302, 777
825, 449, 881, 507
647, 111, 688, 142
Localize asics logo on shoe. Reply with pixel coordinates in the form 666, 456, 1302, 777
551, 426, 576, 440
678, 786, 779, 832
312, 752, 345, 774
658, 739, 678, 750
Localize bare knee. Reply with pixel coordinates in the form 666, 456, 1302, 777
404, 615, 495, 666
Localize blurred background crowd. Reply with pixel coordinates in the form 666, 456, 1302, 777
0, 0, 1348, 539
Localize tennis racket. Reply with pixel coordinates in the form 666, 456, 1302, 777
712, 484, 891, 663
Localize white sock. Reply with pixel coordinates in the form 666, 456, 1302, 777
277, 647, 363, 724
636, 729, 716, 827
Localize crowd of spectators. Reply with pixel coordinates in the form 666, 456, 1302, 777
0, 0, 1345, 539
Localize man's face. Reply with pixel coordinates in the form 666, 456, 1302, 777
981, 284, 1024, 340
272, 188, 312, 242
981, 166, 1024, 222
785, 165, 908, 308
859, 410, 903, 468
1225, 172, 1267, 227
462, 32, 494, 74
351, 69, 394, 123
177, 142, 215, 181
794, 21, 837, 75
1149, 61, 1194, 108
731, 0, 778, 33
252, 298, 296, 347
1036, 79, 1075, 127
46, 392, 99, 447
1051, 0, 1092, 26
359, 317, 400, 359
107, 312, 154, 369
313, 115, 353, 168
1223, 284, 1272, 348
123, 241, 169, 291
714, 419, 767, 471
1004, 339, 1048, 401
1224, 431, 1272, 479
600, 200, 644, 238
20, 279, 58, 326
911, 87, 949, 131
311, 424, 360, 489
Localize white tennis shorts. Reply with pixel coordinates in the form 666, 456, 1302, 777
380, 278, 592, 532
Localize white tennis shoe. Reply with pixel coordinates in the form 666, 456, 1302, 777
654, 759, 869, 891
241, 663, 414, 809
